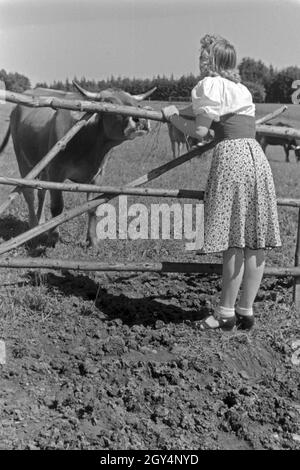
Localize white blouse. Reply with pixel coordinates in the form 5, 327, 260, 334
191, 76, 255, 122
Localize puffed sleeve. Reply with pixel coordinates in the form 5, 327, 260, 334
191, 77, 222, 121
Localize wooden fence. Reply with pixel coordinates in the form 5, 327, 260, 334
0, 89, 300, 309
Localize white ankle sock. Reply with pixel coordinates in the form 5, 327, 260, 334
217, 305, 235, 318
236, 305, 253, 317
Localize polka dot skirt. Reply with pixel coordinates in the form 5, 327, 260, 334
196, 138, 282, 253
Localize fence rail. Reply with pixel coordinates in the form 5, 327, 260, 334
0, 176, 300, 207
1, 89, 300, 138
0, 257, 299, 277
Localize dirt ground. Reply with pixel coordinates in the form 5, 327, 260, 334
0, 241, 300, 450
0, 103, 300, 450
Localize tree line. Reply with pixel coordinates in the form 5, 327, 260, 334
0, 69, 31, 93
1, 58, 300, 103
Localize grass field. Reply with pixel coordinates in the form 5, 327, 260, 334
0, 100, 299, 450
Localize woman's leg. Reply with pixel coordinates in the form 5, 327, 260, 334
201, 247, 244, 328
235, 248, 265, 329
220, 247, 245, 308
238, 248, 265, 310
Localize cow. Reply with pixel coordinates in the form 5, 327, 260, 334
167, 123, 200, 159
0, 82, 156, 247
256, 121, 300, 163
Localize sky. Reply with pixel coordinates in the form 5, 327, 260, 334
0, 0, 300, 86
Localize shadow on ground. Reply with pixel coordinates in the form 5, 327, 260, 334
26, 270, 207, 327
0, 214, 60, 255
0, 215, 29, 240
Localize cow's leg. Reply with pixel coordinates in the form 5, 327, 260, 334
171, 140, 176, 159
47, 189, 64, 246
185, 141, 192, 164
86, 195, 99, 247
86, 169, 105, 248
261, 142, 267, 154
21, 187, 38, 228
185, 134, 191, 152
86, 155, 111, 247
284, 145, 290, 163
37, 189, 47, 224
16, 150, 39, 228
36, 169, 48, 224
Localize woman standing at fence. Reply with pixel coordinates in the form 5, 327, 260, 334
162, 33, 281, 331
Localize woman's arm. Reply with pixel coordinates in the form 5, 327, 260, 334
177, 104, 194, 119
169, 113, 213, 140
162, 105, 214, 140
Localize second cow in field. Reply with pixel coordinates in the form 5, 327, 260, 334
167, 123, 199, 159
0, 82, 155, 247
256, 121, 300, 163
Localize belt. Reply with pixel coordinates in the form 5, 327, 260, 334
211, 114, 256, 141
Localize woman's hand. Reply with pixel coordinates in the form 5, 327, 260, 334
162, 105, 179, 121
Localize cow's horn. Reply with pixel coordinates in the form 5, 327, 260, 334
131, 86, 157, 101
72, 81, 102, 100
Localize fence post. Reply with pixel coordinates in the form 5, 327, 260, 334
293, 208, 300, 311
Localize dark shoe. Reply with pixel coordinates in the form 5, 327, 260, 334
236, 312, 255, 331
196, 315, 236, 331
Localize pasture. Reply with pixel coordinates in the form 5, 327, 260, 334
0, 100, 300, 450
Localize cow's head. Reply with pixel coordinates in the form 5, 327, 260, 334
73, 81, 156, 141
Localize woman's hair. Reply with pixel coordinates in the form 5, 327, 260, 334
199, 33, 241, 83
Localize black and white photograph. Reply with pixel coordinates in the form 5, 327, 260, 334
0, 0, 299, 452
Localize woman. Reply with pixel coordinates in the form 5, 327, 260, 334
162, 34, 281, 330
